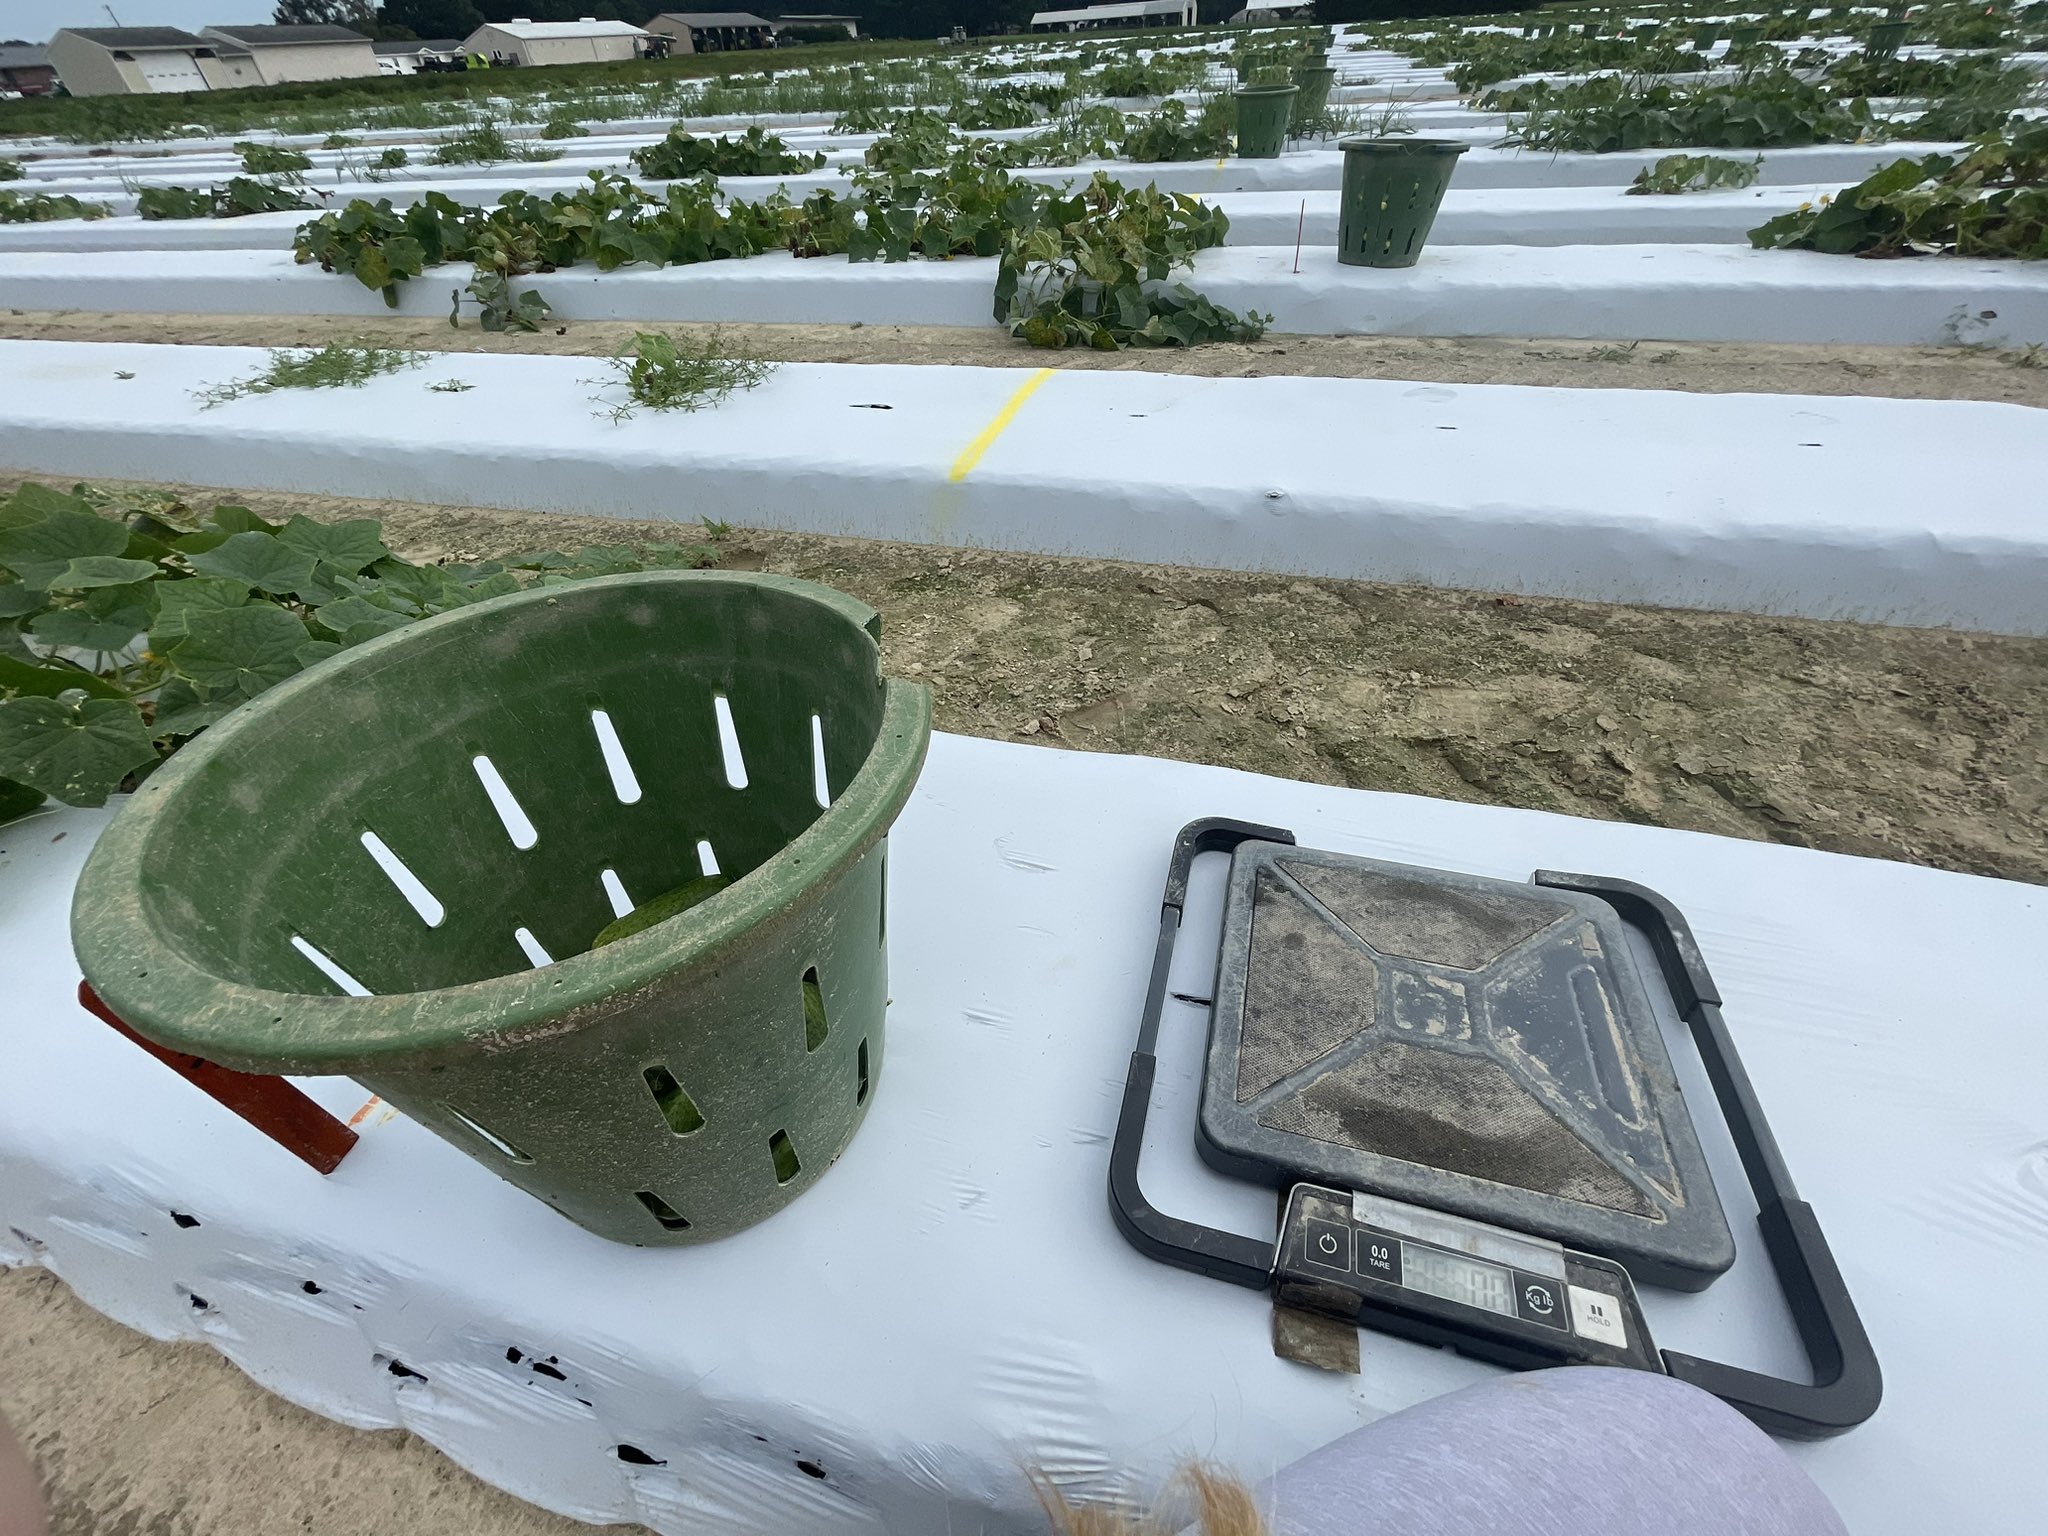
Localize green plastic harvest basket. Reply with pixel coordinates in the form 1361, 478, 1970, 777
1234, 82, 1299, 159
72, 572, 931, 1246
1337, 137, 1469, 269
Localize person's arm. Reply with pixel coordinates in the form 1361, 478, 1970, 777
0, 1412, 47, 1536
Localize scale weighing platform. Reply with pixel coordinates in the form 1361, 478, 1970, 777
1111, 819, 1883, 1439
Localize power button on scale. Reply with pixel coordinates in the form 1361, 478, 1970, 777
1304, 1219, 1352, 1273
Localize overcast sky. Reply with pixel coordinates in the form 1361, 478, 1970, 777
8, 0, 280, 41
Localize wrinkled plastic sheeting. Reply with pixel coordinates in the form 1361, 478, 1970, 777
4, 734, 2047, 1535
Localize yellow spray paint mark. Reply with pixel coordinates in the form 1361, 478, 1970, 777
948, 368, 1055, 483
1215, 156, 1228, 170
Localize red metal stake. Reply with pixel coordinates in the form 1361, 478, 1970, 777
77, 980, 359, 1175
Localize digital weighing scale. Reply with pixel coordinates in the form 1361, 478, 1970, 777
1111, 819, 1882, 1439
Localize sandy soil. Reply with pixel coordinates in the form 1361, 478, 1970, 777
6, 310, 2048, 403
6, 473, 2039, 883
0, 1268, 606, 1536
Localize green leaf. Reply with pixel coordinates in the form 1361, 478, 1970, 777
172, 529, 231, 557
461, 571, 523, 601
0, 582, 46, 621
0, 654, 126, 700
185, 531, 319, 596
149, 576, 255, 645
1, 483, 96, 532
169, 604, 310, 700
0, 775, 44, 826
312, 594, 415, 640
0, 693, 158, 807
295, 639, 343, 669
0, 500, 130, 589
206, 505, 281, 535
149, 680, 237, 740
30, 605, 147, 653
353, 241, 393, 293
121, 528, 177, 564
274, 515, 391, 576
47, 555, 161, 591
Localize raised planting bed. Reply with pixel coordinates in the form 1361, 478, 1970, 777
4, 733, 2045, 1536
4, 241, 2041, 348
2, 340, 2042, 634
0, 185, 1849, 255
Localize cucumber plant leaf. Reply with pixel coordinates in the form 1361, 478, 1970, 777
0, 501, 131, 590
207, 505, 281, 536
0, 775, 43, 826
313, 594, 414, 641
0, 692, 157, 806
185, 531, 320, 596
30, 604, 148, 653
47, 556, 162, 591
149, 680, 238, 740
0, 654, 126, 699
149, 576, 256, 646
169, 603, 311, 700
0, 582, 45, 620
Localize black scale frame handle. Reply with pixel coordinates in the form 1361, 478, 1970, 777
1109, 817, 1882, 1440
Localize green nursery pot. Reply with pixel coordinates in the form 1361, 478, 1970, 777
72, 571, 932, 1247
1234, 82, 1300, 159
1292, 62, 1338, 122
1336, 136, 1469, 268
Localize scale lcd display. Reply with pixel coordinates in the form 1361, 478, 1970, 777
1399, 1241, 1515, 1318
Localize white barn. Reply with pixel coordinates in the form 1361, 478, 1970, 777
461, 18, 651, 67
1029, 0, 1197, 32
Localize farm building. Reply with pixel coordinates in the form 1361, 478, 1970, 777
645, 13, 778, 53
0, 43, 57, 97
460, 18, 651, 66
197, 25, 379, 85
372, 38, 467, 75
1029, 0, 1197, 32
46, 28, 231, 96
1227, 0, 1314, 20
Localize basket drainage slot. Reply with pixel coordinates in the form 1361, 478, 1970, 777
857, 1038, 869, 1106
290, 935, 371, 996
513, 927, 554, 967
810, 714, 831, 808
802, 967, 829, 1052
712, 693, 749, 789
446, 1107, 531, 1164
769, 1130, 801, 1185
473, 755, 539, 849
591, 709, 642, 804
643, 1065, 705, 1135
696, 839, 720, 877
600, 868, 634, 919
634, 1191, 691, 1231
359, 830, 445, 927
